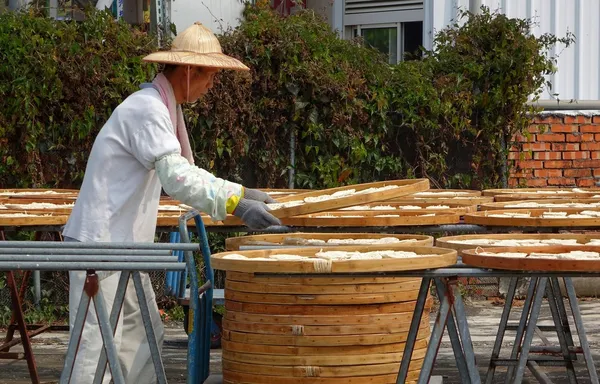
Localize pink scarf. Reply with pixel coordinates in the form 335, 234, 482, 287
150, 73, 195, 165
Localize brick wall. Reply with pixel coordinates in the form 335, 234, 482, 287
509, 113, 600, 187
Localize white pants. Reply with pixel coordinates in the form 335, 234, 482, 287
68, 270, 165, 384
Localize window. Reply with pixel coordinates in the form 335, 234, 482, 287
352, 21, 423, 63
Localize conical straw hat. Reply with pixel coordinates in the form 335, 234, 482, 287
143, 22, 249, 71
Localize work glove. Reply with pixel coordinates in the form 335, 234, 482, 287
233, 198, 281, 229
243, 188, 277, 204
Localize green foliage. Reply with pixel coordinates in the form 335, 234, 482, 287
0, 8, 156, 188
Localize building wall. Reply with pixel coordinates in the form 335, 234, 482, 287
509, 111, 600, 188
171, 0, 245, 35
427, 0, 600, 101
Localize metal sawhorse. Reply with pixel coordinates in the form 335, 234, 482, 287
397, 268, 599, 384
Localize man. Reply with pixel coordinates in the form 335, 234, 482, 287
62, 22, 280, 383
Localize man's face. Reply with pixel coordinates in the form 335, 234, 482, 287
184, 66, 219, 103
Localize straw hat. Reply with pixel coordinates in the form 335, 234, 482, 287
143, 22, 249, 71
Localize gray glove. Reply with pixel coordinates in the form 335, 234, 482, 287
244, 188, 277, 204
233, 198, 281, 229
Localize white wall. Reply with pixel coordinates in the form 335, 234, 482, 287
171, 0, 245, 35
426, 0, 600, 101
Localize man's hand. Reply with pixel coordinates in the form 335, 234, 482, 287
243, 188, 277, 204
233, 198, 281, 229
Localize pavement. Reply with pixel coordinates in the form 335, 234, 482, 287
1, 298, 600, 384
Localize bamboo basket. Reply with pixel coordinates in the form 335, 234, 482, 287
436, 233, 600, 255
0, 211, 69, 226
408, 189, 482, 198
214, 245, 456, 384
268, 179, 430, 218
386, 196, 494, 205
0, 189, 79, 199
464, 208, 600, 227
482, 187, 600, 197
334, 202, 477, 215
493, 193, 599, 202
462, 245, 600, 272
280, 211, 460, 227
480, 198, 600, 211
225, 233, 434, 251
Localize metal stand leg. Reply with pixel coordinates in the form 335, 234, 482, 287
132, 272, 167, 384
545, 278, 577, 383
485, 276, 518, 384
397, 277, 431, 383
93, 272, 130, 384
564, 277, 599, 384
512, 277, 548, 383
505, 276, 539, 383
551, 277, 576, 361
451, 278, 481, 384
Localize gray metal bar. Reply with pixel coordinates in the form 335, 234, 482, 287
397, 277, 431, 383
565, 277, 599, 384
545, 278, 577, 384
0, 241, 199, 251
552, 277, 577, 361
513, 277, 549, 383
132, 272, 167, 384
485, 277, 518, 384
0, 248, 172, 256
450, 277, 481, 384
530, 346, 582, 354
0, 255, 178, 262
527, 361, 554, 384
59, 285, 92, 384
434, 278, 471, 384
93, 280, 126, 384
33, 270, 41, 310
417, 279, 453, 383
93, 272, 130, 384
0, 262, 186, 271
506, 277, 539, 383
528, 99, 600, 110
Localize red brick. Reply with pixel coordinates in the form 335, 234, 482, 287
522, 143, 552, 151
573, 160, 600, 168
538, 116, 564, 124
534, 169, 562, 178
514, 160, 544, 169
564, 115, 587, 124
594, 169, 600, 177
592, 152, 600, 160
508, 151, 533, 160
592, 116, 600, 124
526, 178, 549, 187
548, 177, 576, 186
552, 143, 580, 151
550, 124, 579, 133
508, 178, 519, 187
566, 133, 595, 142
527, 125, 542, 134
536, 133, 565, 142
564, 169, 592, 178
596, 134, 600, 141
544, 160, 573, 168
581, 142, 600, 151
515, 134, 532, 143
510, 170, 532, 178
563, 151, 590, 160
576, 178, 596, 187
579, 125, 600, 133
534, 152, 561, 160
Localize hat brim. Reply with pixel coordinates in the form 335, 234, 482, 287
143, 51, 249, 71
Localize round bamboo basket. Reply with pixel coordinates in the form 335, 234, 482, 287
214, 245, 457, 384
479, 198, 600, 211
280, 211, 460, 227
387, 196, 494, 205
493, 193, 599, 202
225, 233, 434, 251
0, 211, 69, 226
408, 189, 482, 198
334, 202, 477, 215
462, 245, 600, 272
464, 208, 600, 227
436, 233, 600, 256
482, 187, 600, 196
0, 189, 79, 199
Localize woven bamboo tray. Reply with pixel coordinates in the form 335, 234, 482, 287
220, 265, 434, 384
436, 233, 600, 255
0, 211, 69, 226
387, 196, 494, 205
268, 179, 430, 218
280, 211, 460, 227
464, 208, 600, 227
225, 233, 434, 250
335, 202, 477, 215
462, 245, 600, 272
0, 189, 79, 199
408, 189, 482, 198
494, 193, 599, 202
480, 198, 600, 211
212, 244, 457, 274
483, 187, 600, 197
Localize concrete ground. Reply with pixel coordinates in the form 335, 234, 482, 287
1, 298, 599, 384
